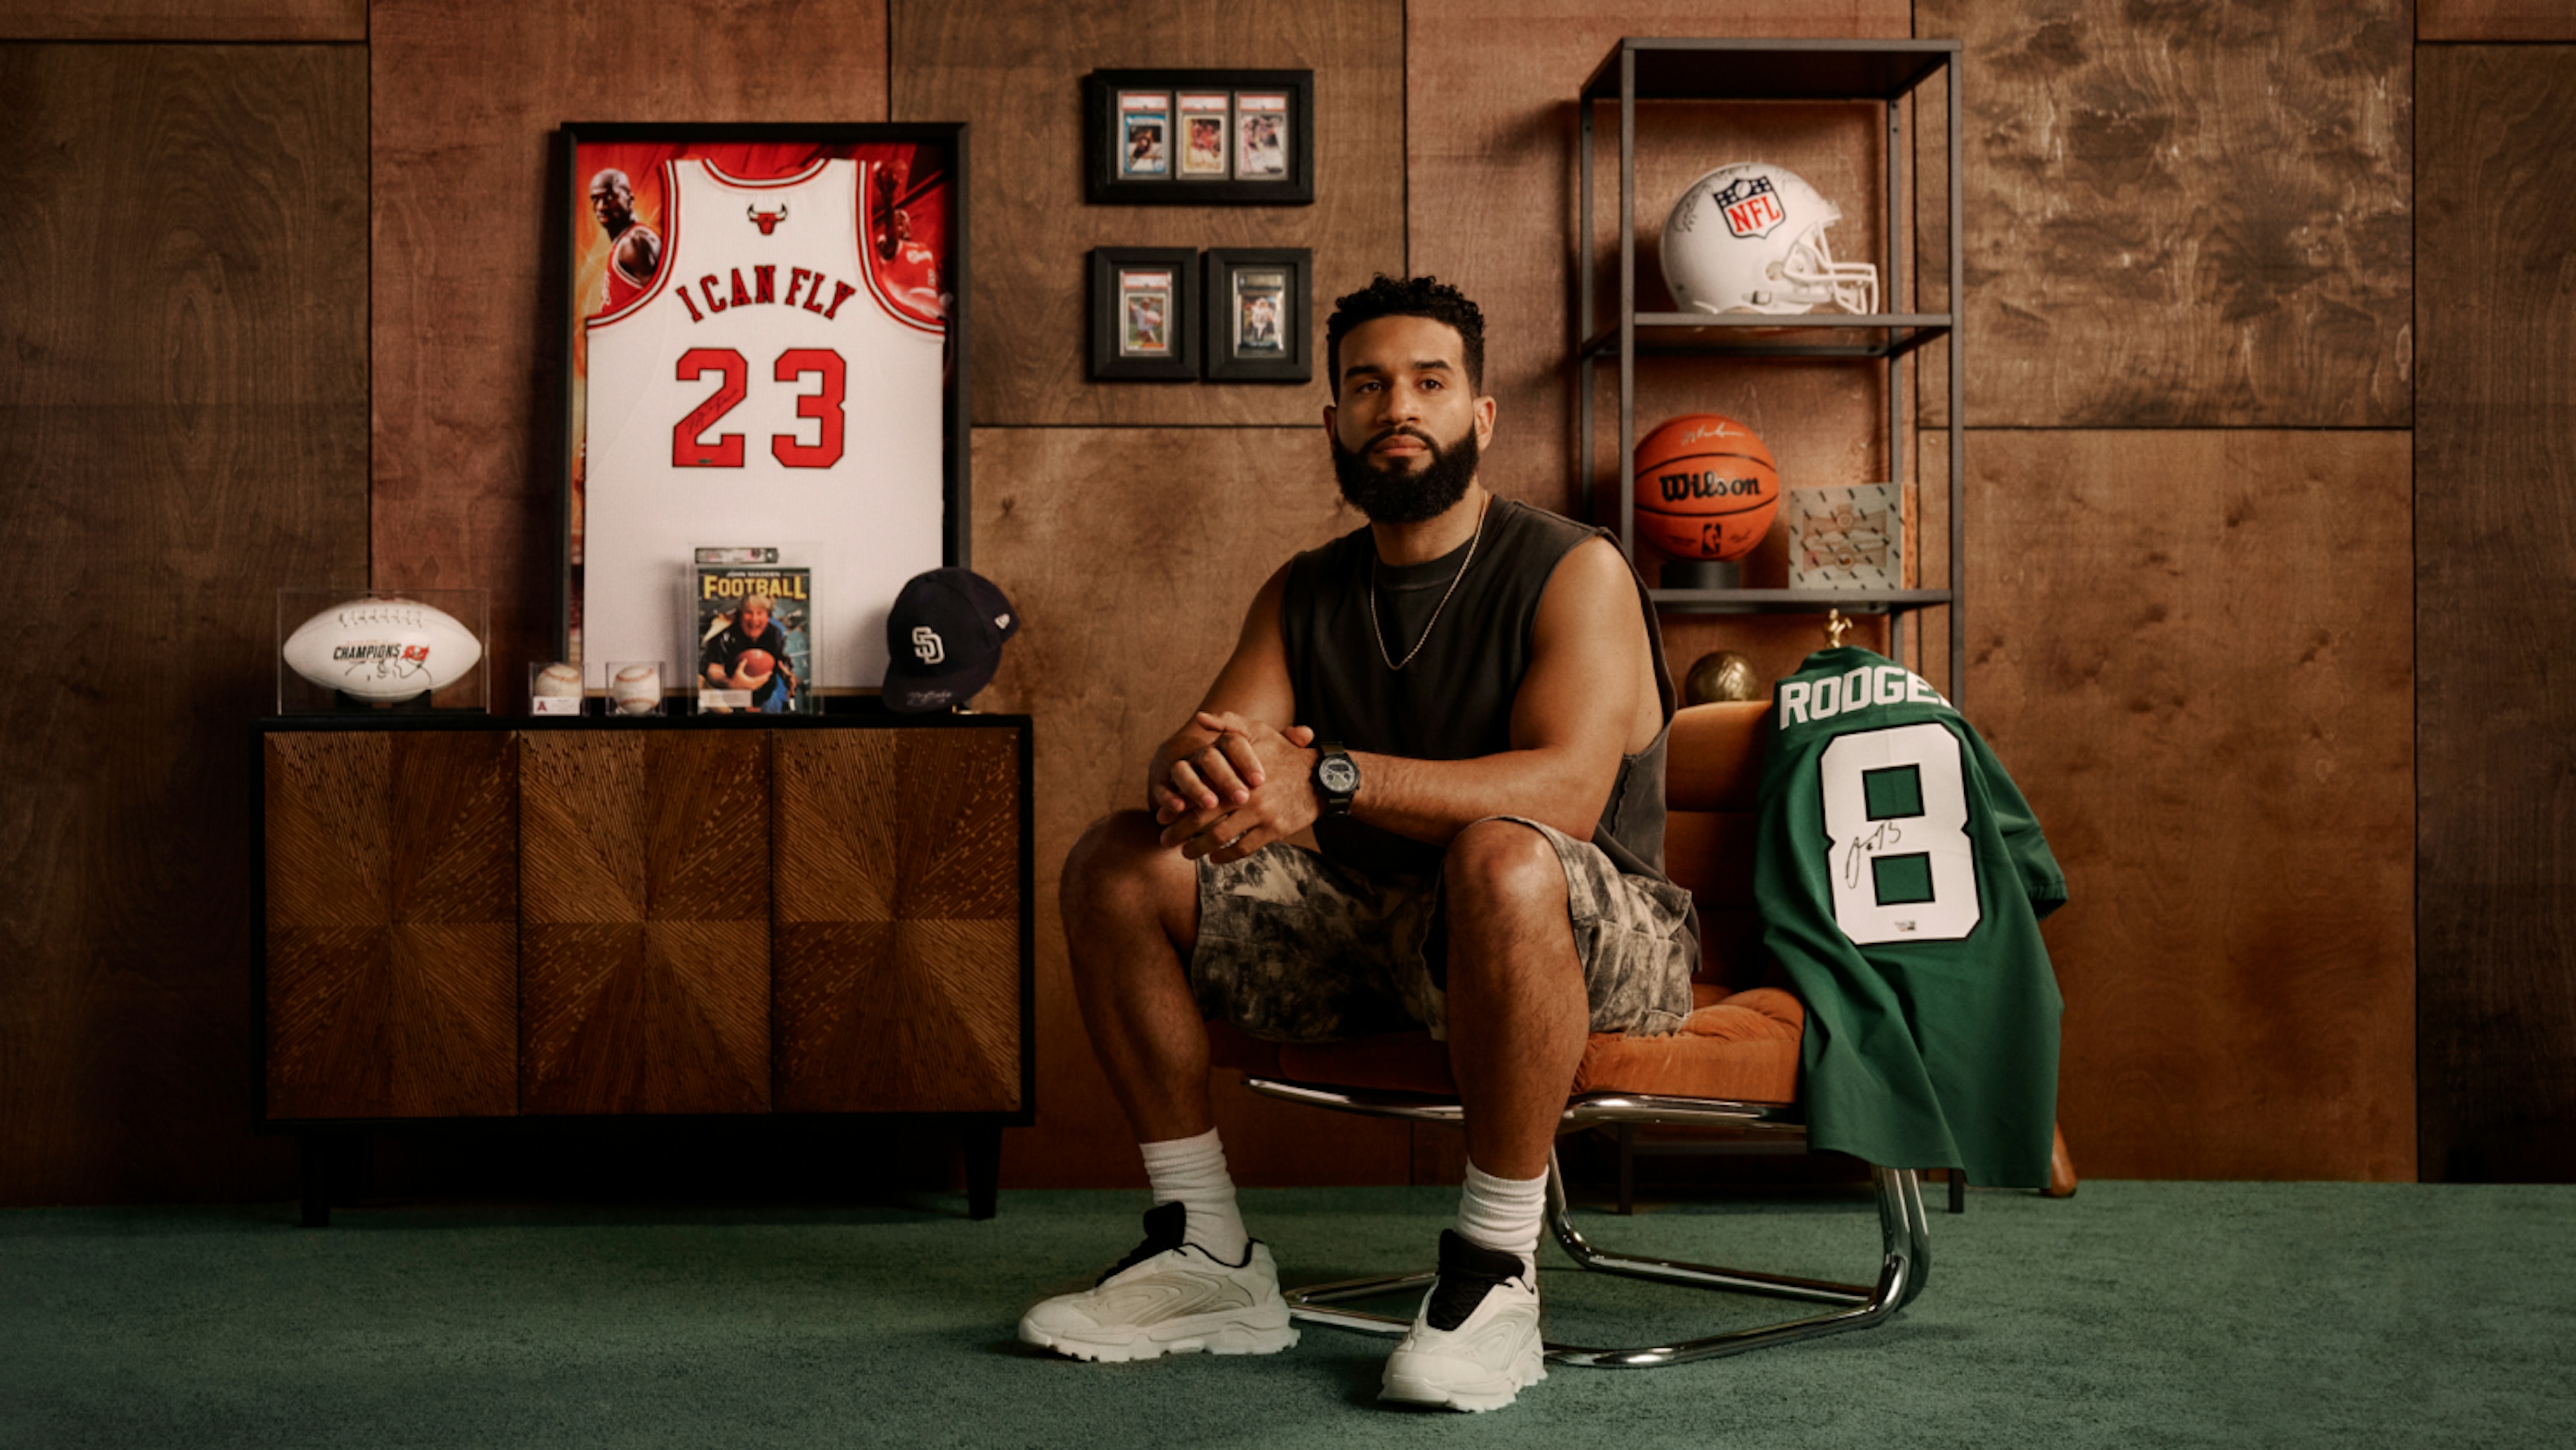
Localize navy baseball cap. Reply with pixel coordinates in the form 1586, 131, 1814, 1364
882, 567, 1019, 712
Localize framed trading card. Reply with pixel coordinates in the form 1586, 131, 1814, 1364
1083, 70, 1313, 205
1118, 270, 1175, 357
1090, 247, 1199, 381
1233, 93, 1290, 180
1117, 91, 1170, 178
554, 122, 969, 695
1230, 270, 1287, 357
1202, 248, 1311, 384
1177, 91, 1230, 178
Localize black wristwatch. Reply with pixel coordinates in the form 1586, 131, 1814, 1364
1312, 743, 1360, 816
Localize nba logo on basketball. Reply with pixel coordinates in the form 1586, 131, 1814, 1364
1714, 175, 1783, 239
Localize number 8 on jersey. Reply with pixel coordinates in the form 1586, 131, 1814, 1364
1819, 721, 1981, 945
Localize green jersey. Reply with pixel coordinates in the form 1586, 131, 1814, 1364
1754, 647, 2067, 1188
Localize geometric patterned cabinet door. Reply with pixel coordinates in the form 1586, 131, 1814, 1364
259, 715, 1032, 1223
262, 730, 519, 1119
519, 730, 773, 1115
773, 728, 1024, 1113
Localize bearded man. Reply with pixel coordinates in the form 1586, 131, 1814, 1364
1020, 275, 1697, 1413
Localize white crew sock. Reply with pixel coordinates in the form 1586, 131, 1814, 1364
1456, 1162, 1548, 1278
1138, 1127, 1250, 1264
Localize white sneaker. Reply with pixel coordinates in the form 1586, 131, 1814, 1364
1019, 1201, 1300, 1363
1379, 1231, 1546, 1412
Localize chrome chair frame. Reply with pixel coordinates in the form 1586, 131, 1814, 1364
1244, 1076, 1932, 1369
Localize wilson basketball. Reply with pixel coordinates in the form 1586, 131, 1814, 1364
1633, 413, 1780, 562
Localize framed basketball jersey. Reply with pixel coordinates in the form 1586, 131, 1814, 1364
556, 123, 969, 696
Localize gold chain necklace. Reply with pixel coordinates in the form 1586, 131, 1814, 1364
1367, 495, 1490, 671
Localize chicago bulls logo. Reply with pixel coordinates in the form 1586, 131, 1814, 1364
1712, 174, 1784, 239
745, 203, 790, 235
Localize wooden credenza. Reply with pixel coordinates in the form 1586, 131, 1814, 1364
255, 712, 1032, 1223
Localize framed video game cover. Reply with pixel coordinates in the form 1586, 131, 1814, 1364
555, 122, 969, 695
1081, 70, 1314, 205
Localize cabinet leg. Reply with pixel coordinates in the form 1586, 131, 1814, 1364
963, 1123, 1002, 1221
299, 1133, 332, 1229
1948, 1170, 1966, 1214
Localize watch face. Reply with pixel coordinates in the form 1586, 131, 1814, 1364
1318, 756, 1358, 794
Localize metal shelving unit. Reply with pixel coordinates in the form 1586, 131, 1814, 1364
1577, 37, 1964, 696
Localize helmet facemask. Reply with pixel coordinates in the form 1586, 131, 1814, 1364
1777, 222, 1878, 315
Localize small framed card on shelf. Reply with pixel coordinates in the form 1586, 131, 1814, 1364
1089, 247, 1201, 382
1202, 247, 1311, 384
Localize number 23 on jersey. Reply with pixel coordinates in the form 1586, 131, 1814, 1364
672, 347, 846, 469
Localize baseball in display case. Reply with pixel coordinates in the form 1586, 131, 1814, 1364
529, 661, 586, 715
276, 588, 490, 715
606, 661, 667, 716
556, 122, 968, 703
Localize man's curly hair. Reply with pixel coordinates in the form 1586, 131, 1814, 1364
1324, 274, 1485, 400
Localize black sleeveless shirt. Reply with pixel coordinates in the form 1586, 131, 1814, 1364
1279, 498, 1683, 889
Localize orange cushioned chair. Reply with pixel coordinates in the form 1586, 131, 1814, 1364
1206, 700, 1938, 1368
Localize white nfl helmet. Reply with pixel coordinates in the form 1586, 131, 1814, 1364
1660, 161, 1878, 316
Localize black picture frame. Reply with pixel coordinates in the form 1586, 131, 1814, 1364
1203, 247, 1311, 384
1089, 247, 1201, 382
1083, 70, 1315, 205
553, 121, 969, 693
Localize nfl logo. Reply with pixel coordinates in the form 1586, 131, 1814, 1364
1714, 174, 1784, 239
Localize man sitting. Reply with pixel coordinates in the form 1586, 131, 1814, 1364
1020, 276, 1696, 1412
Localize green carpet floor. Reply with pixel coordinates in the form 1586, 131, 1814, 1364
3, 1182, 2569, 1449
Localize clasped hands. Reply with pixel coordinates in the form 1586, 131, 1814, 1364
1151, 710, 1320, 865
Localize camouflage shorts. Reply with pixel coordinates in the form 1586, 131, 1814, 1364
1189, 816, 1697, 1044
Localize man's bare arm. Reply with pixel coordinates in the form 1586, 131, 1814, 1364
1144, 562, 1298, 822
1171, 537, 1654, 864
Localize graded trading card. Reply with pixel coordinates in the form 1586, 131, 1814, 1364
1118, 91, 1171, 177
1120, 269, 1173, 357
1232, 269, 1287, 357
1234, 92, 1289, 179
692, 549, 810, 714
1177, 91, 1230, 178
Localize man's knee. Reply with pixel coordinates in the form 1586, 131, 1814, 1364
1442, 818, 1566, 920
1061, 810, 1196, 936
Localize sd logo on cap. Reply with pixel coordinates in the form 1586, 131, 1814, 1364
882, 567, 1019, 712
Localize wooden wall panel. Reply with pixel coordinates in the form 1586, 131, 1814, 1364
0, 43, 367, 1204
1968, 429, 2414, 1180
2420, 1, 2576, 39
1407, 1, 1909, 513
264, 732, 518, 1119
774, 728, 1022, 1113
0, 0, 360, 40
1914, 1, 2411, 428
2416, 46, 2576, 1182
520, 732, 773, 1115
968, 425, 1417, 1188
890, 0, 1404, 428
369, 1, 892, 691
